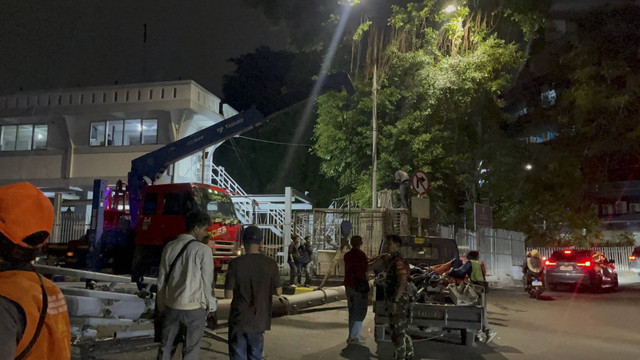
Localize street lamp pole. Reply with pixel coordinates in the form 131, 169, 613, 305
372, 65, 378, 208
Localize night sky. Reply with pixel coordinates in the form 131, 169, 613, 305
0, 0, 288, 97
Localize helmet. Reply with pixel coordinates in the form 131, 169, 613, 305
394, 170, 409, 182
0, 182, 54, 249
242, 225, 262, 245
530, 249, 539, 258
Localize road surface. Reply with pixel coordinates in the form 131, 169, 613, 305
74, 274, 640, 359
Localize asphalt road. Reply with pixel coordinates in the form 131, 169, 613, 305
75, 275, 640, 359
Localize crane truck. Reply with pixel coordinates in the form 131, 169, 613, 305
74, 73, 355, 284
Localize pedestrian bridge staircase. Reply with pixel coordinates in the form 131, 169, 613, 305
211, 164, 286, 236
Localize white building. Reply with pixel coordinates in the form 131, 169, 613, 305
0, 80, 238, 198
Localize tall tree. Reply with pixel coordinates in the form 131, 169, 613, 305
314, 0, 544, 228
503, 6, 640, 245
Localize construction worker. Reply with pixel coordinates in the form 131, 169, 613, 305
0, 182, 71, 359
394, 171, 412, 209
466, 251, 496, 343
383, 235, 414, 360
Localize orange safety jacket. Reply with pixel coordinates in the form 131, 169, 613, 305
0, 270, 71, 360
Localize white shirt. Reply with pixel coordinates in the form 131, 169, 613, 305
157, 234, 217, 312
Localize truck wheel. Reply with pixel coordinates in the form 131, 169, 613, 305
461, 329, 475, 347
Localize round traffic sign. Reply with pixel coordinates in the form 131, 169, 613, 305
411, 170, 430, 195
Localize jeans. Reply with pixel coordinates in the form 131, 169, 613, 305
300, 262, 310, 285
228, 328, 264, 360
157, 307, 207, 360
288, 262, 301, 284
346, 286, 368, 339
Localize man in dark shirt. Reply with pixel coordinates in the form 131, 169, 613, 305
287, 236, 301, 286
299, 236, 313, 286
343, 235, 386, 343
225, 226, 282, 360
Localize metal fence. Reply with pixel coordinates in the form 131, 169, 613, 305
441, 226, 526, 283
52, 211, 89, 244
526, 246, 635, 271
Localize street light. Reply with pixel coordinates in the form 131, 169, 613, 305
444, 4, 457, 13
525, 164, 533, 171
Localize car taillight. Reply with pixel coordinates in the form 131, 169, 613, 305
576, 260, 592, 268
630, 255, 638, 260
545, 260, 556, 266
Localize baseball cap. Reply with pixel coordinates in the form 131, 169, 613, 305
242, 225, 262, 245
0, 182, 54, 248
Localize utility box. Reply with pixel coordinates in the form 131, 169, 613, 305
317, 250, 345, 276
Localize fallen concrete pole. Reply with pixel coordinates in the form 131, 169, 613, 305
36, 265, 346, 340
214, 286, 347, 322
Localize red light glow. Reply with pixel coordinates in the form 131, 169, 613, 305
630, 255, 638, 260
545, 260, 556, 266
563, 250, 572, 254
577, 260, 592, 267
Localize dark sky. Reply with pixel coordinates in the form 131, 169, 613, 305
0, 0, 288, 97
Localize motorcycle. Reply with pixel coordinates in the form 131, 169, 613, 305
525, 272, 544, 299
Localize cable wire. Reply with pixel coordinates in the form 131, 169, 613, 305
237, 135, 312, 147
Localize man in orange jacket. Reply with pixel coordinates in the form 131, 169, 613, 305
0, 182, 71, 359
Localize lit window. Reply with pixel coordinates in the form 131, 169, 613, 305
124, 119, 141, 145
106, 120, 124, 146
16, 125, 33, 151
0, 125, 17, 151
541, 89, 556, 107
90, 122, 106, 146
142, 119, 157, 144
92, 119, 158, 146
33, 125, 48, 149
0, 124, 48, 151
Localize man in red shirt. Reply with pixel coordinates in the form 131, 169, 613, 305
343, 235, 386, 343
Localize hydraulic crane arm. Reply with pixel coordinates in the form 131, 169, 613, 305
127, 71, 355, 225
127, 107, 265, 225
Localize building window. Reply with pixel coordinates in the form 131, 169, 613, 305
90, 119, 158, 146
541, 89, 556, 108
0, 124, 48, 151
33, 125, 48, 149
142, 119, 157, 144
106, 120, 124, 146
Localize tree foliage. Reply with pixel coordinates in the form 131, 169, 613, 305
505, 6, 640, 245
314, 1, 538, 227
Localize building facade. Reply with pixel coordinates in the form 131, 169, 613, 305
0, 80, 238, 199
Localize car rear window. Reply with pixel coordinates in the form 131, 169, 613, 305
549, 250, 592, 262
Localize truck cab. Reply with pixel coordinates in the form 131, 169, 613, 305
133, 183, 242, 277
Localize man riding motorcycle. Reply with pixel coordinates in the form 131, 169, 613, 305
522, 250, 543, 290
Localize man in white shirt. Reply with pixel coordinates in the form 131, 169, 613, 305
156, 211, 216, 360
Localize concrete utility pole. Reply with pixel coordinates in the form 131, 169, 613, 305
372, 65, 378, 208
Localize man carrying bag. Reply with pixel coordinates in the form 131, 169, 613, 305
156, 211, 216, 360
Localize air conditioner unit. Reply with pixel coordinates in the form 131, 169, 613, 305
615, 201, 628, 214
631, 203, 640, 213
602, 204, 614, 216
